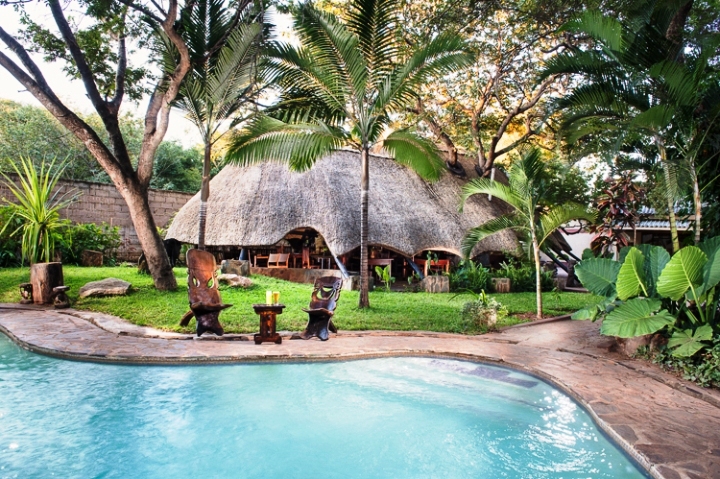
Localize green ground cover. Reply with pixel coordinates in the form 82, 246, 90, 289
0, 266, 596, 334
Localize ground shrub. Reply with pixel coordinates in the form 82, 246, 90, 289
491, 261, 554, 292
649, 336, 720, 388
460, 291, 508, 333
58, 222, 122, 265
0, 205, 22, 267
449, 260, 491, 293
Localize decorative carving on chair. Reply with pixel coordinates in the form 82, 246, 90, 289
180, 249, 232, 336
300, 276, 342, 341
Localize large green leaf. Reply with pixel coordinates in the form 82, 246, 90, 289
699, 236, 720, 258
632, 244, 670, 297
668, 324, 714, 357
571, 296, 616, 321
616, 247, 648, 300
601, 298, 675, 338
699, 245, 720, 298
575, 258, 621, 297
656, 246, 707, 301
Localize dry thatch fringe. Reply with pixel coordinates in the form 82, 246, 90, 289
166, 150, 518, 257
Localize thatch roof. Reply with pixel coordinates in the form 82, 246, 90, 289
166, 150, 518, 257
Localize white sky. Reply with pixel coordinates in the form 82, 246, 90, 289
0, 4, 292, 148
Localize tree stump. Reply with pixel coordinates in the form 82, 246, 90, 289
30, 262, 65, 305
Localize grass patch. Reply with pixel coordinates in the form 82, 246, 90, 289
0, 266, 598, 334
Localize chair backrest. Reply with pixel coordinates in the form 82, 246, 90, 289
278, 253, 290, 266
308, 276, 343, 311
302, 247, 311, 267
187, 248, 221, 306
267, 253, 279, 267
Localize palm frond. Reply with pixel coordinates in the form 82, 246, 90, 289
225, 116, 346, 171
382, 129, 444, 181
538, 203, 596, 247
461, 214, 526, 258
293, 3, 367, 104
461, 179, 526, 213
375, 32, 472, 114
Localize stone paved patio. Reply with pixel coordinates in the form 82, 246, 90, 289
1, 304, 719, 479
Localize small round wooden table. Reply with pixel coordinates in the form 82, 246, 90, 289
252, 304, 285, 344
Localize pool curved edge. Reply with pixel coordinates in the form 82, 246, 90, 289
2, 306, 719, 479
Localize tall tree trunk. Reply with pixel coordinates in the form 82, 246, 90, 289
118, 177, 176, 290
531, 226, 543, 320
359, 146, 370, 308
657, 138, 681, 253
198, 141, 212, 250
691, 165, 702, 245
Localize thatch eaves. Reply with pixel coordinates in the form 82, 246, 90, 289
166, 150, 518, 257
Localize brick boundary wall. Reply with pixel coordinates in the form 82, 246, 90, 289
0, 174, 194, 261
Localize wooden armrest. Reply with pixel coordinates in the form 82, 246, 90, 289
190, 302, 233, 313
302, 308, 334, 316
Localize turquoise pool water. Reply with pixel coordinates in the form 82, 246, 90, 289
0, 335, 647, 478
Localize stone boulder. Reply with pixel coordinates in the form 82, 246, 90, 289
80, 249, 104, 267
79, 278, 132, 298
217, 274, 252, 288
220, 259, 250, 277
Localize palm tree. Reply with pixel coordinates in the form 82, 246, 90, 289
175, 0, 265, 249
461, 149, 594, 320
542, 6, 719, 252
225, 0, 472, 308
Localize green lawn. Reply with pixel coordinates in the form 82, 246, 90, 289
0, 266, 598, 334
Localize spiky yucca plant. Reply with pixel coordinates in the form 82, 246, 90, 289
1, 158, 77, 264
225, 0, 472, 308
461, 149, 595, 319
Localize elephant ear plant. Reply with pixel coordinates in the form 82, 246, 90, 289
573, 240, 720, 357
0, 158, 77, 265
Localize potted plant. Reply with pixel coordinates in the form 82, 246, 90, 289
461, 290, 508, 331
1, 158, 78, 304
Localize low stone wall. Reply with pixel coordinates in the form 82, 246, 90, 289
250, 267, 365, 291
0, 174, 194, 261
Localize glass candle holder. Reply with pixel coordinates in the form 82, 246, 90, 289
266, 290, 272, 305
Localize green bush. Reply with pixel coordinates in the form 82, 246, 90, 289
460, 290, 508, 333
648, 336, 720, 388
449, 260, 491, 292
492, 261, 554, 292
59, 222, 122, 265
0, 205, 22, 267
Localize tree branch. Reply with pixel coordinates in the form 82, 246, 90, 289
109, 34, 127, 114
0, 50, 123, 175
136, 0, 192, 189
114, 0, 165, 24
0, 26, 58, 102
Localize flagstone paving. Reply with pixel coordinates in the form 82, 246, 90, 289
1, 303, 719, 479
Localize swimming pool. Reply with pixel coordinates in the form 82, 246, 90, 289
0, 335, 647, 478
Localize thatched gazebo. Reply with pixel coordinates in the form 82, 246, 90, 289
166, 150, 518, 270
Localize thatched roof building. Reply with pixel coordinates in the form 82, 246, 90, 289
166, 150, 518, 258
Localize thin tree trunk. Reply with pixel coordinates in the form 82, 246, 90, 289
531, 227, 543, 320
692, 166, 702, 245
198, 141, 212, 250
657, 137, 681, 253
359, 146, 370, 308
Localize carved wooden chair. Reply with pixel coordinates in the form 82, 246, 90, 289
180, 249, 232, 336
300, 276, 342, 341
